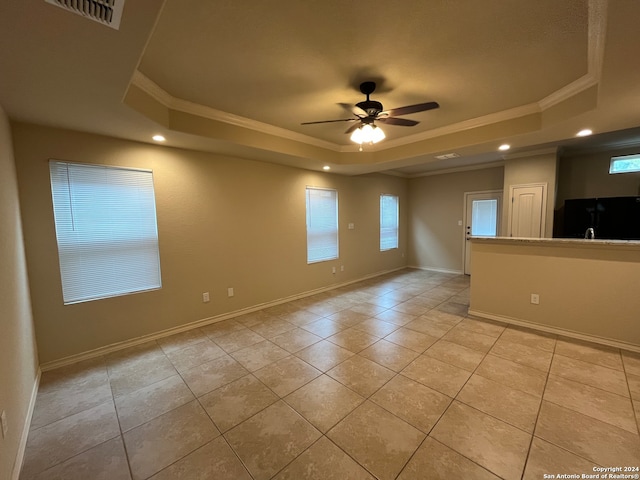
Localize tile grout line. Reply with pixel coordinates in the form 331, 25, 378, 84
618, 349, 640, 436
518, 330, 558, 480
25, 362, 112, 433
335, 289, 473, 479
401, 314, 533, 479
412, 313, 498, 461
515, 345, 612, 472
369, 292, 487, 479
109, 394, 136, 480
268, 284, 470, 479
552, 350, 627, 373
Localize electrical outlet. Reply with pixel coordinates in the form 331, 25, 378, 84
530, 293, 540, 305
202, 292, 210, 303
227, 287, 234, 297
332, 267, 336, 274
1, 410, 7, 439
340, 265, 344, 272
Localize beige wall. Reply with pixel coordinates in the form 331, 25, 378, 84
469, 239, 640, 348
12, 123, 408, 363
557, 146, 640, 206
407, 167, 504, 272
502, 150, 558, 237
0, 108, 38, 478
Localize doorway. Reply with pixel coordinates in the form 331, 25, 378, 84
463, 191, 502, 275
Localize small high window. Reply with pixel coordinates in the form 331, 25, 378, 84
609, 154, 640, 174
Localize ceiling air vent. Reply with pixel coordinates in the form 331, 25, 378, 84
45, 0, 125, 30
435, 153, 460, 160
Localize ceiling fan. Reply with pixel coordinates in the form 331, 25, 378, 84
301, 81, 439, 144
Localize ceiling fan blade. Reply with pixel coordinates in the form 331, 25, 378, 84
377, 117, 419, 127
382, 101, 440, 117
301, 118, 357, 125
338, 102, 367, 118
344, 122, 361, 134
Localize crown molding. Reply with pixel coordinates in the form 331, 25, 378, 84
376, 104, 542, 151
131, 71, 340, 151
502, 147, 559, 160
537, 74, 597, 111
380, 170, 410, 178
405, 160, 506, 178
562, 138, 640, 158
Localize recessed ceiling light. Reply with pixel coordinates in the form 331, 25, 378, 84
322, 166, 331, 171
152, 135, 166, 142
498, 144, 510, 151
576, 129, 593, 137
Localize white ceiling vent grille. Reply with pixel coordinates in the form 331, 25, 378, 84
435, 153, 460, 160
45, 0, 125, 30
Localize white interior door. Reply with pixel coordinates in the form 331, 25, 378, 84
509, 184, 546, 238
464, 191, 501, 275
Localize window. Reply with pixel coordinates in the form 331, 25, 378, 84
380, 194, 399, 250
306, 187, 338, 263
471, 199, 498, 236
610, 154, 640, 174
49, 161, 161, 304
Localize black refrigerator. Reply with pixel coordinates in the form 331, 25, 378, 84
562, 196, 640, 240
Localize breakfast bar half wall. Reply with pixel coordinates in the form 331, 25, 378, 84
469, 237, 640, 351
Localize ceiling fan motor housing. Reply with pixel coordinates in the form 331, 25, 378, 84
356, 100, 383, 117
358, 81, 383, 116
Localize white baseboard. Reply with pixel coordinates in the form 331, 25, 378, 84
408, 265, 464, 275
12, 367, 41, 480
41, 266, 407, 372
468, 309, 640, 353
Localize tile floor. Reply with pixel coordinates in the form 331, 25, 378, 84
19, 269, 640, 480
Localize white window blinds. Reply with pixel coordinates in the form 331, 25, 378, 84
380, 194, 399, 250
306, 187, 339, 263
49, 161, 162, 304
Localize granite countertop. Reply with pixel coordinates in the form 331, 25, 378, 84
470, 236, 640, 248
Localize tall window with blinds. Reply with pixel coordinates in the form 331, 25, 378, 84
49, 161, 162, 304
380, 194, 399, 251
306, 187, 339, 263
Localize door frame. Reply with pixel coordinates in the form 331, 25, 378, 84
507, 182, 547, 238
462, 190, 503, 275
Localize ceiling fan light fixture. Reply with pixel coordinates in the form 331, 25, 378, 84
351, 124, 385, 145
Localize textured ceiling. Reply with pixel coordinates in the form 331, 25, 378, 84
1, 0, 639, 176
139, 0, 588, 144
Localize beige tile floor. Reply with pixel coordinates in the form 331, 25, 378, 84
19, 269, 640, 480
